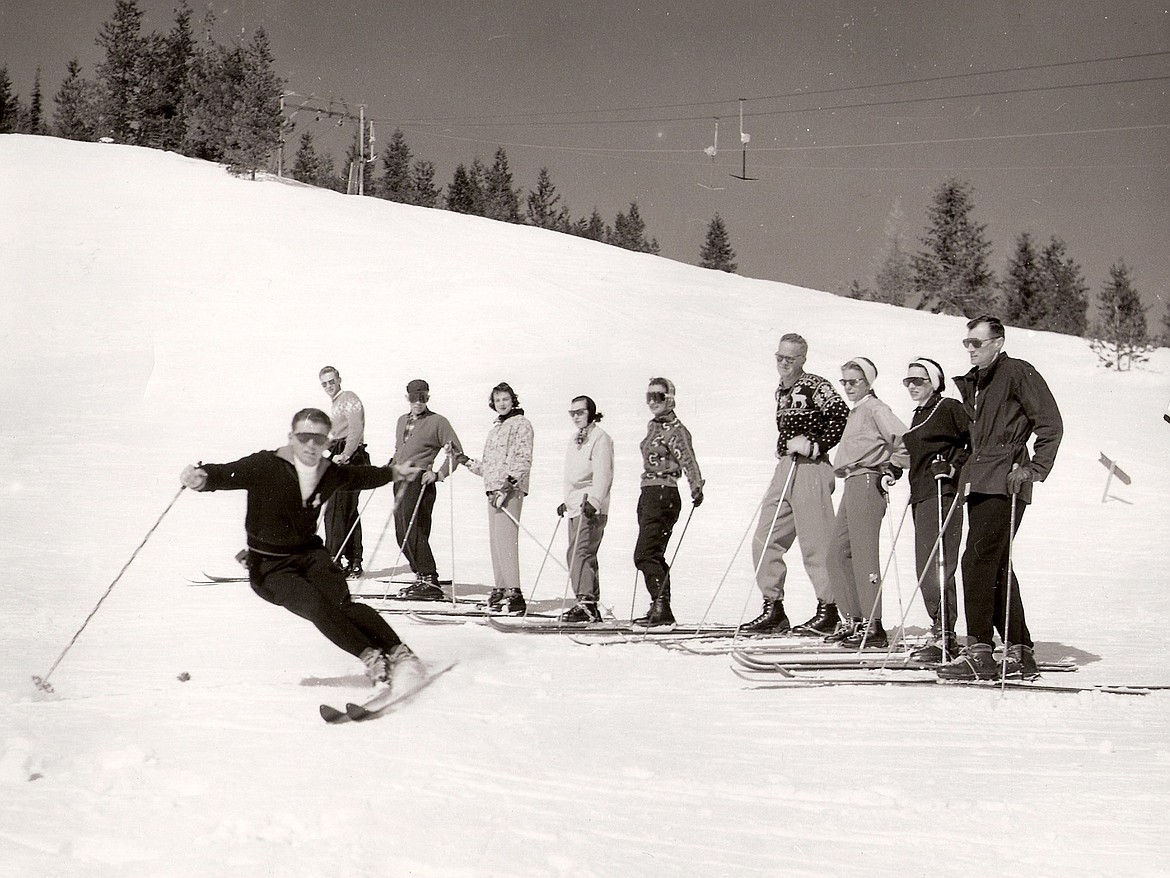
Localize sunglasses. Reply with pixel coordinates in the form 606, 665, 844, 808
568, 408, 588, 417
407, 392, 429, 402
902, 377, 930, 388
774, 354, 801, 364
646, 391, 669, 404
839, 378, 866, 388
962, 337, 999, 350
293, 432, 330, 446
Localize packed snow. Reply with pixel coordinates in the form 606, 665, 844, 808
2, 134, 1169, 877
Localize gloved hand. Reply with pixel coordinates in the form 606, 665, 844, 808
421, 470, 437, 485
1006, 465, 1033, 494
691, 488, 704, 508
879, 465, 901, 494
491, 476, 518, 509
455, 453, 471, 466
785, 435, 813, 458
583, 500, 598, 519
556, 502, 567, 518
929, 457, 956, 481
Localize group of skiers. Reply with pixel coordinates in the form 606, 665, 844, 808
180, 314, 1062, 690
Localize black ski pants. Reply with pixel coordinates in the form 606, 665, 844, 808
394, 478, 438, 578
960, 492, 1032, 649
249, 549, 402, 657
324, 445, 370, 566
633, 485, 681, 598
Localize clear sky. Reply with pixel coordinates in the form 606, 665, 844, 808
3, 0, 1168, 320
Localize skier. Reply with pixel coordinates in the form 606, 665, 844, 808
319, 366, 370, 577
938, 316, 1063, 681
463, 382, 535, 615
633, 377, 704, 626
746, 334, 849, 634
556, 396, 615, 623
900, 357, 970, 662
823, 357, 909, 648
179, 407, 424, 686
390, 379, 464, 600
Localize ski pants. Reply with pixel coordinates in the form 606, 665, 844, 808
324, 445, 370, 566
961, 492, 1032, 649
394, 478, 439, 578
486, 492, 524, 591
248, 548, 402, 657
913, 492, 962, 634
567, 512, 608, 601
826, 474, 887, 622
751, 456, 836, 603
634, 485, 681, 597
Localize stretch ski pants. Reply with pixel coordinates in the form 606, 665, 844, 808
394, 478, 438, 578
913, 493, 962, 633
248, 548, 402, 657
486, 492, 524, 591
324, 445, 370, 566
566, 512, 608, 601
826, 474, 887, 622
751, 456, 836, 603
961, 492, 1032, 649
634, 485, 681, 597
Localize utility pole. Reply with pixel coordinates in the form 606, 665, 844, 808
358, 105, 365, 196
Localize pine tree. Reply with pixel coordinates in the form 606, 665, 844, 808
610, 201, 658, 253
526, 167, 568, 230
1037, 237, 1089, 337
223, 28, 284, 176
483, 147, 521, 222
411, 160, 440, 208
1090, 261, 1149, 370
28, 69, 45, 135
291, 129, 322, 185
871, 240, 913, 306
138, 1, 194, 151
181, 37, 236, 161
53, 59, 97, 140
378, 128, 415, 202
95, 0, 148, 143
446, 163, 478, 213
912, 177, 995, 316
699, 213, 737, 272
1000, 232, 1046, 329
0, 66, 16, 133
1161, 303, 1170, 348
573, 207, 608, 241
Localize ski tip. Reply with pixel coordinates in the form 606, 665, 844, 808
345, 703, 372, 721
320, 704, 348, 723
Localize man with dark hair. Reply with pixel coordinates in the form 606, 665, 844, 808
747, 333, 849, 634
319, 366, 370, 577
938, 315, 1063, 681
180, 408, 424, 686
390, 380, 464, 600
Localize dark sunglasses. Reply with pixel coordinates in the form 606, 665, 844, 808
407, 392, 429, 402
839, 378, 866, 388
568, 408, 588, 417
902, 377, 930, 388
293, 432, 330, 446
646, 391, 669, 403
774, 354, 800, 364
962, 337, 999, 350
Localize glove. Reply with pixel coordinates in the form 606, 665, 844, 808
878, 466, 901, 494
785, 435, 813, 458
929, 457, 956, 481
583, 500, 598, 519
420, 470, 437, 485
556, 502, 567, 518
491, 477, 518, 509
1006, 465, 1033, 494
691, 488, 704, 508
180, 465, 207, 490
455, 453, 471, 466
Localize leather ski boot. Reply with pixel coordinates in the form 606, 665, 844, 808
792, 601, 839, 636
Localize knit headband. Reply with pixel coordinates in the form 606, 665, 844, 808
846, 356, 878, 386
910, 358, 944, 392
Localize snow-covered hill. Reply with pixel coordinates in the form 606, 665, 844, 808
2, 134, 1169, 876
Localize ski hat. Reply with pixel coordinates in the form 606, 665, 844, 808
844, 357, 878, 386
909, 357, 945, 392
406, 379, 429, 394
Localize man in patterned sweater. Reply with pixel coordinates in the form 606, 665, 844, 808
746, 333, 849, 633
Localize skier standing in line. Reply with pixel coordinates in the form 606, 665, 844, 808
179, 408, 424, 686
463, 382, 535, 615
391, 379, 464, 600
556, 395, 615, 623
938, 316, 1063, 681
823, 357, 909, 649
633, 377, 704, 627
319, 366, 371, 578
900, 357, 970, 663
746, 334, 849, 634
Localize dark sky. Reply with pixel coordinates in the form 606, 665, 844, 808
4, 0, 1168, 319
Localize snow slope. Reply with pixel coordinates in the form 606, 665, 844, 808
2, 134, 1169, 877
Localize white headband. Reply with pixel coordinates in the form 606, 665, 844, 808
910, 358, 944, 391
847, 356, 878, 387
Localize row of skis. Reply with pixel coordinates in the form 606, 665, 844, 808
189, 572, 1168, 710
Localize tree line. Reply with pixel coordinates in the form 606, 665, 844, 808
847, 178, 1166, 369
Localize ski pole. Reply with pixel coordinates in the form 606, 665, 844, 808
733, 456, 798, 645
500, 505, 569, 573
1001, 465, 1020, 690
449, 447, 457, 607
695, 492, 766, 631
331, 487, 378, 565
626, 502, 698, 641
526, 516, 564, 607
34, 485, 186, 693
861, 488, 909, 653
935, 463, 951, 663
553, 508, 587, 618
380, 483, 428, 599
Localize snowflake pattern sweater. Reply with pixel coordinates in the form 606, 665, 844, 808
774, 372, 849, 460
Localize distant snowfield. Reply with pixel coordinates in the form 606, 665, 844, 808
2, 134, 1169, 877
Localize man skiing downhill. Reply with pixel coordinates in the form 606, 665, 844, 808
180, 407, 425, 688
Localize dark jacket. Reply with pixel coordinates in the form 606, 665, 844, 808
198, 446, 395, 554
954, 353, 1063, 503
903, 394, 971, 505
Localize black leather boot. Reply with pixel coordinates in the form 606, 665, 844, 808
792, 601, 839, 636
741, 600, 791, 633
